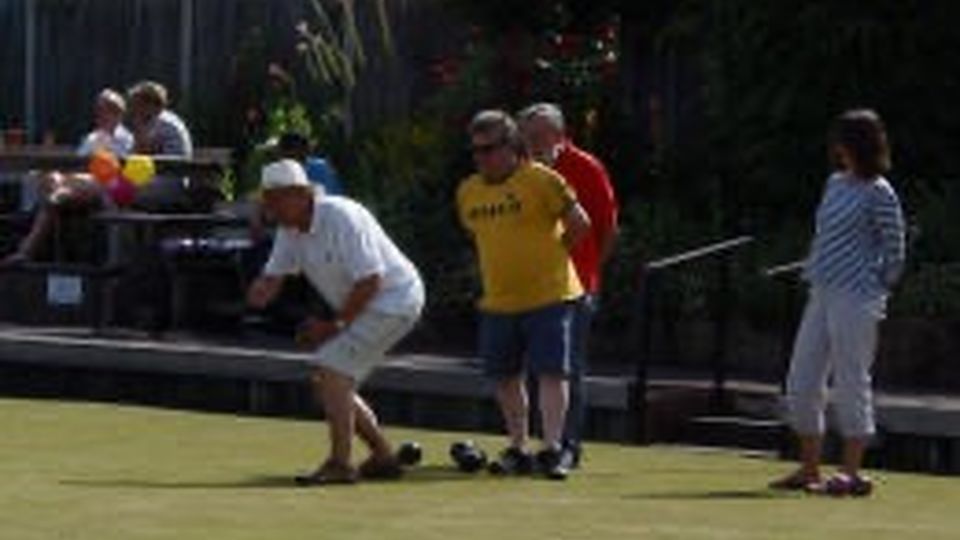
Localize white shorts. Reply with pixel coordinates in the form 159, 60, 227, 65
311, 310, 418, 382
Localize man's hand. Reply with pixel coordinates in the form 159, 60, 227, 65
246, 275, 284, 309
295, 317, 340, 349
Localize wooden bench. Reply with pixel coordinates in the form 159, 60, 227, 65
0, 261, 126, 332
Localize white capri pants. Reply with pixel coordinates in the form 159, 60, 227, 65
786, 286, 885, 438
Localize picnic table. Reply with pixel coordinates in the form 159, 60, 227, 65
0, 145, 247, 334
0, 145, 231, 176
92, 210, 252, 334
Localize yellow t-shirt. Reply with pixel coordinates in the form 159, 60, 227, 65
457, 161, 583, 313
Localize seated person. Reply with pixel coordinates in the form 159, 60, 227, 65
249, 131, 344, 243
125, 80, 196, 212
1, 88, 133, 266
276, 131, 344, 195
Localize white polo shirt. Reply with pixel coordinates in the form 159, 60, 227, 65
264, 194, 425, 317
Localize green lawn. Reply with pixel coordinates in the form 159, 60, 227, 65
1, 397, 957, 540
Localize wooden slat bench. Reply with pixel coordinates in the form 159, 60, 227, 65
0, 261, 127, 332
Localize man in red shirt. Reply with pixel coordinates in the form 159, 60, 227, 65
519, 103, 619, 468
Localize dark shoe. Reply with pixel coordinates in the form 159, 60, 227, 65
808, 473, 874, 497
488, 447, 534, 476
294, 459, 358, 486
768, 470, 820, 491
358, 455, 404, 480
562, 442, 581, 470
450, 440, 488, 473
536, 447, 570, 481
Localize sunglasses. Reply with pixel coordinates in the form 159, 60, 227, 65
470, 141, 505, 155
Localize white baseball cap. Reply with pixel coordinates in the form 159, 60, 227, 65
261, 159, 311, 191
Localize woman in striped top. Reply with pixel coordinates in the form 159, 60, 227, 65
771, 109, 906, 496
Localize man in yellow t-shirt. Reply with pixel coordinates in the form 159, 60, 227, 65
456, 110, 590, 480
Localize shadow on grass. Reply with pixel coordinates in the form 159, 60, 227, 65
59, 465, 489, 490
60, 475, 303, 490
623, 488, 796, 501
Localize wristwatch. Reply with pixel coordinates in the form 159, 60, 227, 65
333, 318, 347, 330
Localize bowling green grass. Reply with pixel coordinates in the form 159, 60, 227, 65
2, 398, 959, 540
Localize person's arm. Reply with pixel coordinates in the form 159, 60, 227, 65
158, 116, 192, 157
561, 201, 591, 251
337, 274, 382, 325
537, 168, 591, 251
246, 274, 285, 309
598, 223, 618, 265
297, 204, 386, 348
295, 274, 382, 348
575, 154, 619, 264
871, 182, 906, 288
248, 230, 298, 308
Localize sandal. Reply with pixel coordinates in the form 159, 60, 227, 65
294, 459, 358, 486
768, 470, 820, 491
358, 455, 404, 480
808, 473, 874, 497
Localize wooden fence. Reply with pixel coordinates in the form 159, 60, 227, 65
0, 0, 463, 148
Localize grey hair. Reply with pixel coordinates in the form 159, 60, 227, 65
517, 102, 565, 132
468, 109, 524, 152
96, 88, 126, 113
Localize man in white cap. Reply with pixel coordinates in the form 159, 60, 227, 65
247, 159, 425, 485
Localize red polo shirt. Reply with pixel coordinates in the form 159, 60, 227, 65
553, 141, 619, 293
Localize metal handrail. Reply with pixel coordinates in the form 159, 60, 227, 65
762, 259, 804, 278
760, 257, 807, 394
645, 235, 755, 272
630, 235, 754, 443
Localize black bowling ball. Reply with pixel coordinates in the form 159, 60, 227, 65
449, 440, 487, 473
396, 441, 423, 466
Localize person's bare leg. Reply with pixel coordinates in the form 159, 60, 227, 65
496, 375, 529, 449
312, 368, 356, 466
352, 394, 393, 460
841, 437, 867, 477
4, 172, 99, 263
538, 374, 568, 449
797, 434, 823, 479
4, 206, 55, 262
771, 433, 823, 489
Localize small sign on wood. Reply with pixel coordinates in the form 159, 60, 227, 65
46, 274, 84, 306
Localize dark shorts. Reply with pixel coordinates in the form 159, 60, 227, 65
478, 300, 578, 378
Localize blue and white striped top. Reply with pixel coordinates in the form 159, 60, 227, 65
803, 172, 906, 300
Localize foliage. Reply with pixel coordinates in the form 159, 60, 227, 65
641, 1, 960, 320
232, 0, 394, 198
341, 116, 477, 317
435, 0, 622, 146
236, 65, 316, 197
294, 0, 392, 154
658, 0, 960, 237
297, 0, 392, 91
893, 263, 960, 318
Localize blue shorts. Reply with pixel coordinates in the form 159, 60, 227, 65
478, 301, 577, 378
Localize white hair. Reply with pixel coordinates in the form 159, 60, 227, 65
518, 102, 565, 132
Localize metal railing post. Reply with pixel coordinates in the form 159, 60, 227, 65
709, 254, 732, 412
629, 263, 655, 443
